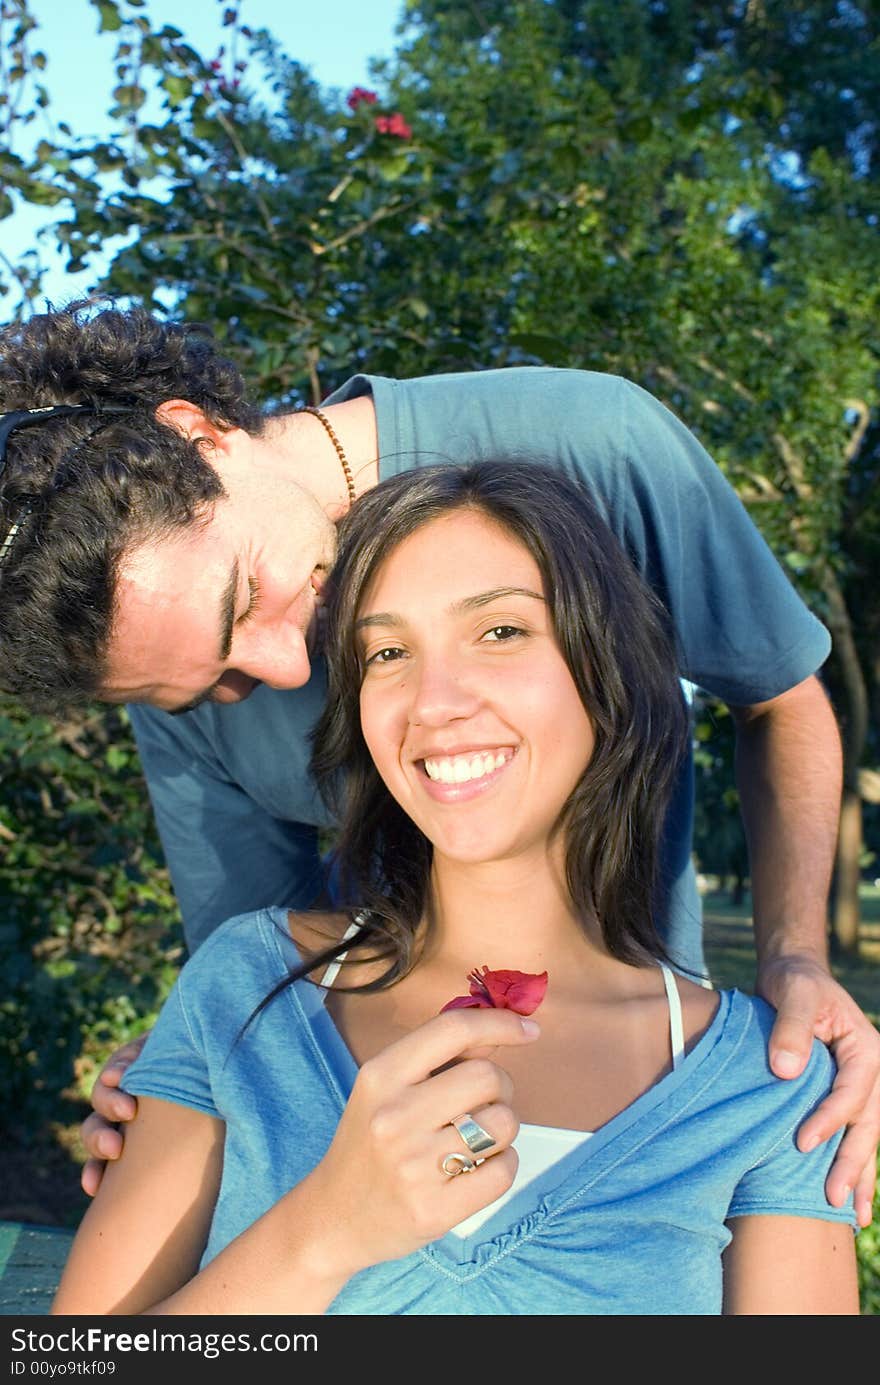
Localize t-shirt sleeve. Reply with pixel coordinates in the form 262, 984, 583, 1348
614, 378, 831, 704
122, 965, 219, 1119
727, 1042, 856, 1226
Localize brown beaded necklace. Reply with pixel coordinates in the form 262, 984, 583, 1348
301, 406, 357, 506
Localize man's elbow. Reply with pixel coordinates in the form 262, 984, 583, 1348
728, 672, 837, 733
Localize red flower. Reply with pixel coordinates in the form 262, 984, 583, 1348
375, 111, 412, 139
347, 86, 378, 110
441, 966, 548, 1016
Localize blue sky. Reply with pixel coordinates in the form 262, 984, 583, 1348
2, 0, 406, 309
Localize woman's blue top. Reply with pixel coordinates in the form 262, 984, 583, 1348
124, 907, 856, 1315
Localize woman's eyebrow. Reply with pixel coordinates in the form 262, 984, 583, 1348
355, 586, 545, 631
455, 586, 545, 612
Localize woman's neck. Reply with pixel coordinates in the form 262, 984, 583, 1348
422, 847, 608, 981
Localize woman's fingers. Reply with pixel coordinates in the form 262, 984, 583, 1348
312, 1007, 539, 1270
358, 1005, 540, 1093
369, 1055, 517, 1141
436, 1101, 519, 1166
437, 1145, 520, 1209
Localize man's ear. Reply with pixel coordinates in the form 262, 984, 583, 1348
155, 399, 229, 450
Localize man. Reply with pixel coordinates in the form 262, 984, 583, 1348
0, 300, 877, 1226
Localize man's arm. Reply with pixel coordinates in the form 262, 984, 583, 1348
732, 674, 841, 962
731, 673, 880, 1228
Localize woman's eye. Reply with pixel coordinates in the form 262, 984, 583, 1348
238, 577, 262, 626
481, 625, 524, 643
365, 645, 406, 666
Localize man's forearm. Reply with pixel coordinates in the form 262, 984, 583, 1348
731, 674, 842, 966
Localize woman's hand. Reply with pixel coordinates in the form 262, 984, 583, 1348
303, 1005, 540, 1280
56, 1005, 540, 1316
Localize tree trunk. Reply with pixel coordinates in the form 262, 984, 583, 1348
822, 579, 869, 956
768, 430, 868, 954
832, 789, 863, 955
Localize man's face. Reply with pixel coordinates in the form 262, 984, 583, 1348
102, 447, 337, 713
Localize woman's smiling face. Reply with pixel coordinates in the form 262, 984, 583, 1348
356, 507, 596, 869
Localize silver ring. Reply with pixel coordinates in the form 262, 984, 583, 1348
441, 1152, 477, 1177
450, 1112, 497, 1155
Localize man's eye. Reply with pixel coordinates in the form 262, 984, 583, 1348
481, 625, 524, 642
238, 577, 262, 626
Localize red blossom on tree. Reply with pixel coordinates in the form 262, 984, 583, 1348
375, 112, 413, 139
440, 966, 548, 1016
347, 86, 379, 111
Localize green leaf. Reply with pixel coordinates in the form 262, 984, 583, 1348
22, 182, 62, 207
677, 106, 707, 133
783, 551, 811, 573
161, 74, 194, 107
112, 83, 147, 111
92, 0, 123, 33
621, 114, 653, 142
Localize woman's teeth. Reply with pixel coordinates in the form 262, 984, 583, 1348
423, 751, 510, 785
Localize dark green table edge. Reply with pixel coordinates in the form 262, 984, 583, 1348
0, 1221, 75, 1316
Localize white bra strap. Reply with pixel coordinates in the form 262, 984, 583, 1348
319, 913, 368, 988
660, 963, 685, 1071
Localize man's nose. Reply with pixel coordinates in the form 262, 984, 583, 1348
241, 624, 313, 691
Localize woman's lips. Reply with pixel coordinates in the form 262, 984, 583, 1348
415, 747, 517, 802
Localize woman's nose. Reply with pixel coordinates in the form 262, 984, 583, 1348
408, 654, 480, 726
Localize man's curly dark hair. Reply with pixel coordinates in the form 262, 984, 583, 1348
0, 298, 264, 711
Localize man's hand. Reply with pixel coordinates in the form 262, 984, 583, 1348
757, 954, 880, 1228
79, 1035, 148, 1197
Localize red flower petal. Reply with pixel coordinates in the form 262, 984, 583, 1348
439, 993, 493, 1012
347, 85, 378, 110
440, 966, 548, 1016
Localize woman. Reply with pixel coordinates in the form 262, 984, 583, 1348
52, 462, 858, 1315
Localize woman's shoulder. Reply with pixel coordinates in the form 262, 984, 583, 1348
670, 975, 836, 1100
287, 909, 361, 957
675, 972, 719, 1015
183, 907, 371, 997
175, 906, 308, 1003
709, 986, 837, 1095
183, 906, 283, 962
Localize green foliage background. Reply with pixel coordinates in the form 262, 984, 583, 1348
0, 698, 182, 1122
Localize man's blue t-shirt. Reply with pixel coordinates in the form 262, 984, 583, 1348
122, 908, 855, 1317
128, 369, 831, 963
